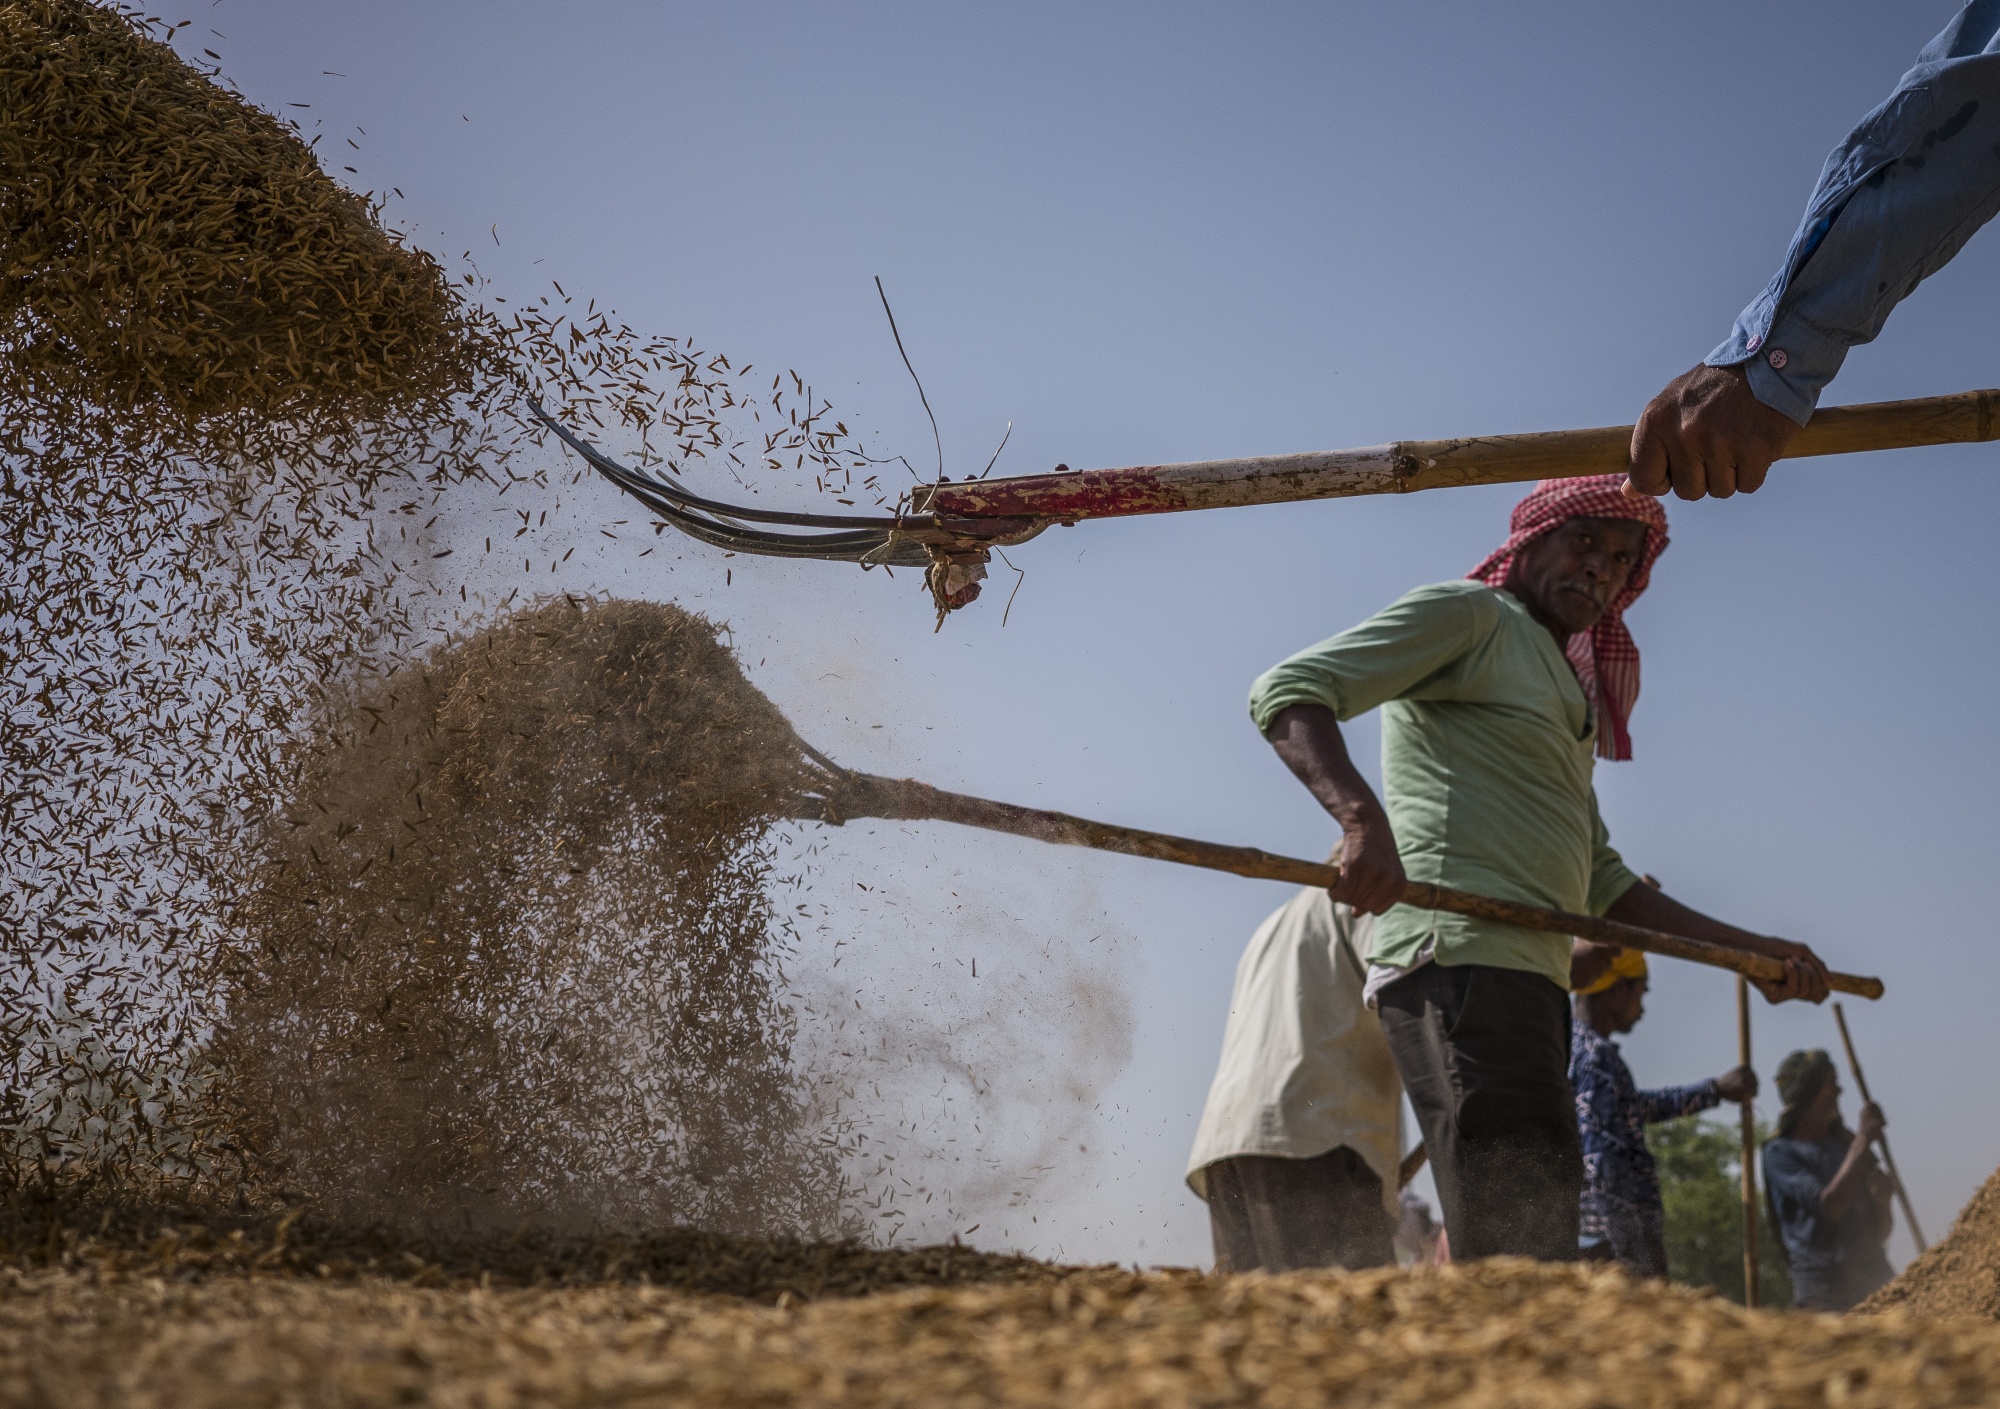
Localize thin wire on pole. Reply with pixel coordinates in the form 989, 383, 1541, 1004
874, 276, 944, 480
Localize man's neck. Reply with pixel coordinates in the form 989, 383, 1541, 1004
1496, 577, 1577, 649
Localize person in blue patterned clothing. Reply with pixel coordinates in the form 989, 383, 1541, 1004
1569, 946, 1758, 1277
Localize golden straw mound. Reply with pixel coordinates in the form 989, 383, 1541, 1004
6, 1252, 2000, 1408
1861, 1164, 2000, 1319
0, 0, 503, 453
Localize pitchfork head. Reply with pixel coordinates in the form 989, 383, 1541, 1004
530, 401, 1044, 624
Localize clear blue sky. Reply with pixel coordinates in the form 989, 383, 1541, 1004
189, 2, 1999, 1266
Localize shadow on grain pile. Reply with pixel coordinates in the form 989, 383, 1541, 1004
208, 595, 856, 1241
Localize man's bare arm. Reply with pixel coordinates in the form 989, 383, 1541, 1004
1821, 1102, 1887, 1220
1604, 881, 1831, 1004
1264, 702, 1406, 915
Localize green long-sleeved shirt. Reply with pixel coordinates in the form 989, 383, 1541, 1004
1249, 580, 1640, 990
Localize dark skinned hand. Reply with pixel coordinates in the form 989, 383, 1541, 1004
1748, 943, 1832, 1005
1327, 807, 1407, 916
1713, 1064, 1758, 1103
1626, 363, 1801, 501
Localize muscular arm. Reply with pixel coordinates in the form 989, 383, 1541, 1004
1264, 702, 1407, 914
1603, 882, 1831, 1004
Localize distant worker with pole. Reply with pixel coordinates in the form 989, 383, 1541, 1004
1252, 475, 1830, 1261
1628, 4, 2000, 501
1568, 943, 1757, 1277
1763, 1049, 1897, 1310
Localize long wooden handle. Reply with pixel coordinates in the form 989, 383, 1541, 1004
819, 773, 1884, 998
918, 387, 2000, 521
1833, 1002, 1927, 1251
1394, 386, 2000, 494
1738, 974, 1760, 1308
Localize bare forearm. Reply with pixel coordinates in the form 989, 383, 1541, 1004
1604, 880, 1829, 1002
1264, 703, 1405, 915
1602, 883, 1791, 960
1265, 704, 1387, 829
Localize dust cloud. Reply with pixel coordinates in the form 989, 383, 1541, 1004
210, 595, 854, 1238
201, 591, 1133, 1247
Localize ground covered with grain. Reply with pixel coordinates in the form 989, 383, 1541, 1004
4, 1207, 2000, 1408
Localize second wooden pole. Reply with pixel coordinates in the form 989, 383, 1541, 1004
1737, 974, 1760, 1308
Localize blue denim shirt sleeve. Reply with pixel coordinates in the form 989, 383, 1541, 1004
1707, 1, 2000, 424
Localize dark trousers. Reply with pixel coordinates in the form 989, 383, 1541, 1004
1205, 1145, 1395, 1273
1376, 962, 1581, 1263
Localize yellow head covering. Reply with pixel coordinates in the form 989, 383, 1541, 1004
1574, 947, 1648, 996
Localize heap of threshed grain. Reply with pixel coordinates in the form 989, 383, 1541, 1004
1861, 1162, 2000, 1319
4, 1222, 2000, 1408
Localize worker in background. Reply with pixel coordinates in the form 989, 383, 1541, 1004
1763, 1049, 1897, 1310
1570, 944, 1757, 1276
1251, 475, 1829, 1261
1187, 888, 1403, 1272
1628, 4, 2000, 501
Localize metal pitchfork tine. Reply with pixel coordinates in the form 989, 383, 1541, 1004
528, 399, 1047, 622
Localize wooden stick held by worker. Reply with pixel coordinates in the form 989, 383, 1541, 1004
1738, 975, 1760, 1308
814, 770, 1883, 999
1833, 1003, 1928, 1253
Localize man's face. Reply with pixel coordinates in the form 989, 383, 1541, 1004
1606, 975, 1647, 1033
1504, 516, 1650, 637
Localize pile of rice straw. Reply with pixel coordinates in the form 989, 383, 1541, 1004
0, 0, 507, 460
1862, 1164, 2000, 1319
5, 1224, 2000, 1408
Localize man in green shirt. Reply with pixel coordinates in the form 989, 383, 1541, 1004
1251, 474, 1830, 1261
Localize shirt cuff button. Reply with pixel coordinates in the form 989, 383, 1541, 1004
1766, 348, 1789, 370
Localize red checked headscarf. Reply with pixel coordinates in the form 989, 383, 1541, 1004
1467, 475, 1668, 762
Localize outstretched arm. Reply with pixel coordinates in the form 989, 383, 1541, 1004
1629, 4, 2000, 501
1264, 703, 1406, 915
1603, 882, 1831, 1003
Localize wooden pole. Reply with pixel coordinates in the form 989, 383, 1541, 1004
1833, 1003, 1928, 1253
816, 773, 1886, 999
1737, 974, 1760, 1308
917, 387, 2000, 522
